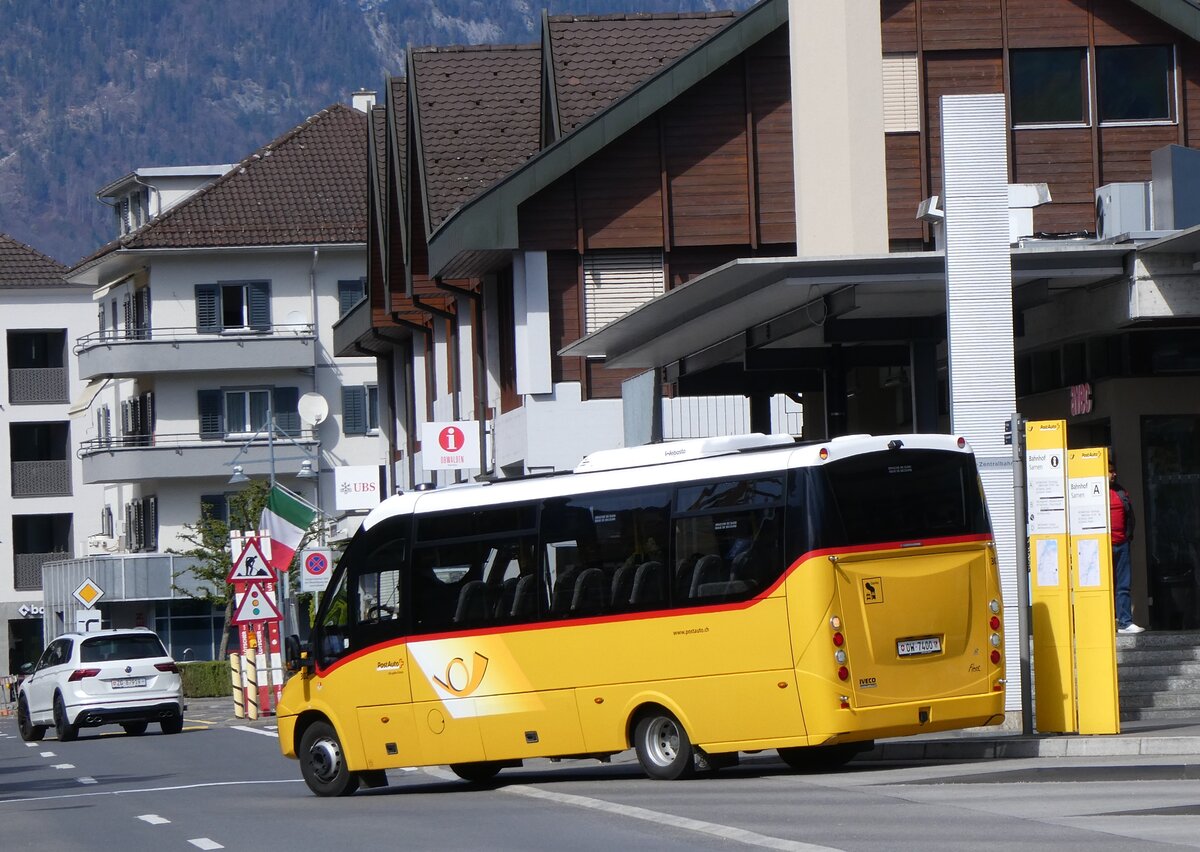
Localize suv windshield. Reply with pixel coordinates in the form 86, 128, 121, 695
80, 634, 168, 663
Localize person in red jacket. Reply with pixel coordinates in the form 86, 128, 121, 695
1110, 459, 1143, 634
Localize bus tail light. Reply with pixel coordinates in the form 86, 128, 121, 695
819, 447, 829, 460
989, 616, 1000, 630
837, 666, 849, 681
68, 668, 101, 682
957, 436, 966, 449
834, 650, 847, 664
990, 649, 1002, 664
832, 631, 844, 647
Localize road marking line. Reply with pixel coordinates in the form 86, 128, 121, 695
0, 778, 302, 805
40, 751, 55, 757
424, 768, 844, 852
230, 725, 278, 738
138, 814, 171, 825
25, 742, 37, 747
77, 777, 97, 785
188, 839, 224, 850
51, 763, 75, 770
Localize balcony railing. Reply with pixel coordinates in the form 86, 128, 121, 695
78, 428, 317, 456
15, 551, 70, 591
9, 367, 69, 404
12, 460, 72, 497
74, 323, 315, 355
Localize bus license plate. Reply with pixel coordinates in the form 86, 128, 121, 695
112, 677, 147, 689
897, 637, 941, 657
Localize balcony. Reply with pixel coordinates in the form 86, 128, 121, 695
9, 367, 69, 404
74, 324, 316, 380
12, 460, 71, 497
79, 430, 320, 484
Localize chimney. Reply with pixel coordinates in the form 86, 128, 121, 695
351, 89, 377, 113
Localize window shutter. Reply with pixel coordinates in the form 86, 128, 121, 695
102, 505, 113, 538
201, 493, 229, 524
273, 386, 301, 436
122, 293, 133, 339
195, 284, 219, 333
198, 389, 224, 439
145, 497, 158, 551
338, 279, 365, 316
121, 400, 131, 436
127, 501, 141, 551
98, 303, 105, 336
882, 54, 920, 133
583, 250, 665, 335
342, 386, 367, 435
144, 391, 155, 436
247, 280, 271, 331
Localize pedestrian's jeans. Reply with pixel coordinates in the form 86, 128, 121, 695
1113, 540, 1133, 627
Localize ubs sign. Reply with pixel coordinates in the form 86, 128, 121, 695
334, 465, 382, 511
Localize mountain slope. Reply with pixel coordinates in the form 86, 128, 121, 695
0, 0, 754, 265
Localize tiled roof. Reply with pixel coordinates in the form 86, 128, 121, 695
388, 77, 407, 220
370, 104, 388, 209
548, 13, 736, 134
0, 232, 67, 287
411, 44, 542, 230
116, 104, 367, 252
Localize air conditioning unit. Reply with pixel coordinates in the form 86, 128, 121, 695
86, 535, 119, 554
1095, 182, 1152, 240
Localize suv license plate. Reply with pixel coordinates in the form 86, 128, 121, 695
112, 677, 148, 689
897, 637, 941, 657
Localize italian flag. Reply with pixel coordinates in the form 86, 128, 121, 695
260, 485, 317, 572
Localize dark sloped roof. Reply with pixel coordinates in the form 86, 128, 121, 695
410, 44, 542, 229
0, 233, 67, 287
115, 104, 367, 251
370, 104, 388, 210
388, 76, 408, 226
548, 12, 737, 134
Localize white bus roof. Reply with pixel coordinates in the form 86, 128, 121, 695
362, 432, 973, 531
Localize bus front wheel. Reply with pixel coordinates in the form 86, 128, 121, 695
299, 721, 360, 797
633, 710, 694, 780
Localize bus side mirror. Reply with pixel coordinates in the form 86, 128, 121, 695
284, 634, 310, 673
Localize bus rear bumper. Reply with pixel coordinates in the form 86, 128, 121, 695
806, 691, 1005, 745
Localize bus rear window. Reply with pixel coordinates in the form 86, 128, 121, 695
819, 449, 989, 545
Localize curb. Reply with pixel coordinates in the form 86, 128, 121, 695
866, 734, 1200, 760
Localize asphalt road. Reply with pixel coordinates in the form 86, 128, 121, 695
4, 711, 1200, 851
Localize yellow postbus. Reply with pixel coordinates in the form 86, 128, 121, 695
279, 433, 1005, 796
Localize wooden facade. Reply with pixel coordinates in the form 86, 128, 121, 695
883, 0, 1200, 240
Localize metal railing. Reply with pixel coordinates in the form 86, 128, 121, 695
74, 323, 316, 354
8, 367, 69, 404
15, 551, 70, 591
11, 460, 72, 497
78, 429, 318, 457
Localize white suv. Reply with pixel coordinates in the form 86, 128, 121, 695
17, 628, 184, 741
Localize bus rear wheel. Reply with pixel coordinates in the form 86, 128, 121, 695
300, 721, 360, 797
450, 761, 503, 783
777, 742, 868, 773
633, 710, 694, 780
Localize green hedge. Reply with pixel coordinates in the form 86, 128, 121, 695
179, 660, 233, 698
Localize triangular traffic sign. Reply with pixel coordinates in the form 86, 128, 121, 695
232, 582, 282, 624
227, 538, 275, 583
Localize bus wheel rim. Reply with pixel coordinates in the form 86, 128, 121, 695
646, 717, 679, 765
309, 738, 342, 782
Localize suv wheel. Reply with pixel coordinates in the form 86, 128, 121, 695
160, 711, 183, 735
17, 696, 46, 742
122, 720, 149, 736
54, 694, 78, 742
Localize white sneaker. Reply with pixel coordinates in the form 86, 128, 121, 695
1118, 623, 1145, 634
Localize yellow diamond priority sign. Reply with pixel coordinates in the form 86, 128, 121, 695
73, 578, 105, 608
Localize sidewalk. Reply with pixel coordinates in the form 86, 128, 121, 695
868, 717, 1200, 760
185, 694, 1200, 761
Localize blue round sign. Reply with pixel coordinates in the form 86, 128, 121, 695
305, 552, 329, 575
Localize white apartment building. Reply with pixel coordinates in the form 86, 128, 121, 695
44, 102, 382, 661
0, 235, 106, 676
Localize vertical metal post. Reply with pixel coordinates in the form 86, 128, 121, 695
1010, 411, 1033, 734
267, 399, 276, 488
229, 653, 244, 719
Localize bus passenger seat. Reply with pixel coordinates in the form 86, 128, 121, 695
495, 576, 520, 618
454, 580, 494, 626
510, 574, 539, 619
610, 561, 637, 607
630, 561, 665, 605
550, 566, 580, 615
570, 567, 608, 615
690, 555, 726, 599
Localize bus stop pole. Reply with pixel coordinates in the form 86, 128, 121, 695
1010, 412, 1034, 735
